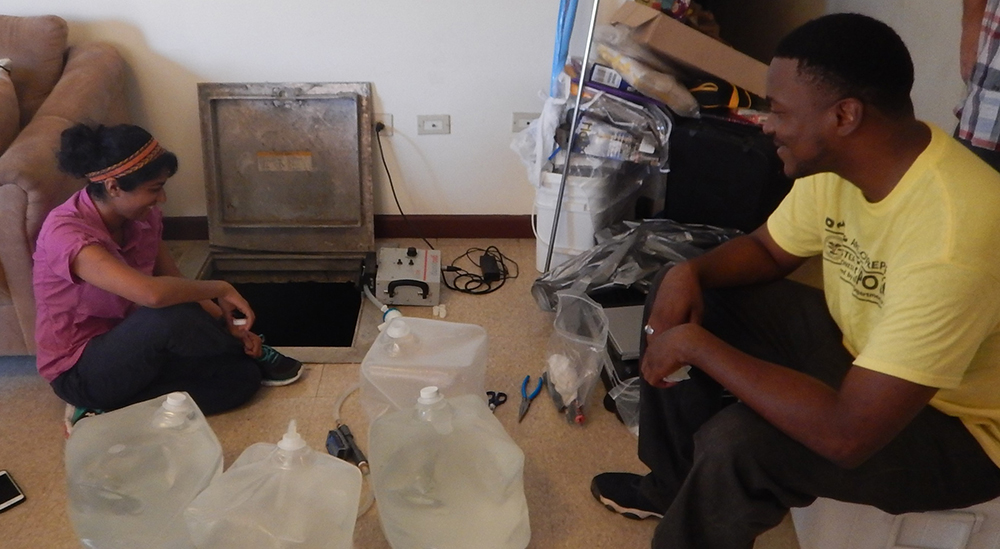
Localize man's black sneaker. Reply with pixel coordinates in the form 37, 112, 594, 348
256, 344, 303, 386
591, 472, 665, 520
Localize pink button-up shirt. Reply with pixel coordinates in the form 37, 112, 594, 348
32, 189, 162, 382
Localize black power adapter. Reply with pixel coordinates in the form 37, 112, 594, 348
480, 253, 501, 282
442, 246, 517, 295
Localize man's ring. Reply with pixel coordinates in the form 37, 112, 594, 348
644, 324, 655, 336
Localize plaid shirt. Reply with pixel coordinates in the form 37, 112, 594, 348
958, 0, 1000, 150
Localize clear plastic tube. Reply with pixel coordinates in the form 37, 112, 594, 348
333, 382, 360, 425
363, 285, 385, 311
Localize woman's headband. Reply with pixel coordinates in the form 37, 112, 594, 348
85, 138, 165, 184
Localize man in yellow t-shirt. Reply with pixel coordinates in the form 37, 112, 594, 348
592, 13, 1000, 549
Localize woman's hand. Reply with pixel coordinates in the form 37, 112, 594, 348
240, 331, 263, 359
216, 283, 255, 334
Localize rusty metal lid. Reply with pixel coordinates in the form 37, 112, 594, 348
198, 82, 375, 255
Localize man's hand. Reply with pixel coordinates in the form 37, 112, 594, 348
645, 263, 704, 345
641, 323, 711, 388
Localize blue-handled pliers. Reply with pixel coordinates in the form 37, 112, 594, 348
518, 375, 544, 423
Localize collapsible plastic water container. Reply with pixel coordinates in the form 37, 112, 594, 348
368, 386, 531, 549
65, 392, 223, 549
184, 420, 361, 549
359, 317, 488, 422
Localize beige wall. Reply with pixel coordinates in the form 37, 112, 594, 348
712, 0, 964, 133
1, 0, 967, 217
708, 0, 825, 63
826, 0, 965, 133
4, 0, 588, 218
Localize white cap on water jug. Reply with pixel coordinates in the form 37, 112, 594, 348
386, 319, 411, 339
163, 392, 193, 413
278, 419, 307, 452
418, 386, 443, 405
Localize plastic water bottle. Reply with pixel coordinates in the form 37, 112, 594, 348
184, 420, 362, 549
65, 392, 223, 549
369, 386, 531, 549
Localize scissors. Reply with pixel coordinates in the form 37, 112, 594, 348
487, 390, 507, 413
518, 375, 544, 423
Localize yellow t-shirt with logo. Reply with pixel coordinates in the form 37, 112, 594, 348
767, 124, 1000, 467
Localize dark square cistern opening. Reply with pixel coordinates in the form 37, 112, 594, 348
231, 281, 362, 348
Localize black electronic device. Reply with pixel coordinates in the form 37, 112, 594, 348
357, 252, 377, 294
601, 305, 644, 390
0, 470, 25, 513
480, 253, 502, 282
326, 424, 369, 474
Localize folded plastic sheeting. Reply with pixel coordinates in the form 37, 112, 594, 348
531, 219, 741, 312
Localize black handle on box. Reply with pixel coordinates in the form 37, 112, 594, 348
388, 279, 429, 299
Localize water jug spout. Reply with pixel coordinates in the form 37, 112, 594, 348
384, 318, 419, 357
415, 387, 453, 435
278, 419, 306, 452
152, 391, 196, 429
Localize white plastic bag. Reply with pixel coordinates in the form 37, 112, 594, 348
511, 73, 572, 187
544, 291, 609, 425
609, 376, 641, 438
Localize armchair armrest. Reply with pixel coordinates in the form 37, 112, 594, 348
0, 41, 130, 354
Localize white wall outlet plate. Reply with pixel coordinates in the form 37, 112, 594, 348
512, 112, 540, 132
417, 114, 450, 135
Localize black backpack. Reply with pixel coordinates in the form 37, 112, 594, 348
662, 115, 792, 234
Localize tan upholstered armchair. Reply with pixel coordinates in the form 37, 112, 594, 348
0, 15, 130, 355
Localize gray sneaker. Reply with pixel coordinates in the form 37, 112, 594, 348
256, 344, 303, 386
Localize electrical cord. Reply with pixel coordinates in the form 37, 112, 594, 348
442, 246, 519, 295
374, 122, 435, 250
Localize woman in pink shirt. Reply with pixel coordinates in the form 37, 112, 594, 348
34, 123, 302, 431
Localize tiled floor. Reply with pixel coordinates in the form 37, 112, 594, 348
0, 238, 800, 548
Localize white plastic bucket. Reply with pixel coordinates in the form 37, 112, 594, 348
539, 171, 616, 206
533, 171, 625, 273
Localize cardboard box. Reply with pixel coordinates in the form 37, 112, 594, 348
609, 2, 769, 97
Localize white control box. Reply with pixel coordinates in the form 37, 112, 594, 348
375, 247, 442, 306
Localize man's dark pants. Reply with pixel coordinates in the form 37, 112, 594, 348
637, 266, 1000, 549
52, 303, 261, 415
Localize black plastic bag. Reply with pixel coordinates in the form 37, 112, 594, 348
531, 219, 740, 312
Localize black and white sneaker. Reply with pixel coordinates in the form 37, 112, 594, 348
591, 472, 665, 520
256, 344, 303, 386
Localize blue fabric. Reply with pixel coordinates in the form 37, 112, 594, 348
551, 0, 579, 97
